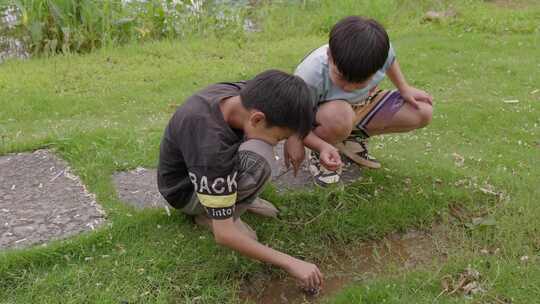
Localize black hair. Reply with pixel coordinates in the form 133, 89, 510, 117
240, 70, 314, 138
329, 16, 390, 83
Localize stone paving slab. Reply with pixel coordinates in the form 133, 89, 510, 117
271, 142, 363, 192
113, 167, 169, 210
0, 150, 106, 250
113, 142, 362, 209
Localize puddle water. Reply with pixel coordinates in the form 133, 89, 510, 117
240, 227, 446, 303
0, 5, 29, 63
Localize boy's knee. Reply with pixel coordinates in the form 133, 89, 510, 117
417, 103, 433, 128
326, 118, 353, 139
236, 140, 273, 203
316, 100, 354, 142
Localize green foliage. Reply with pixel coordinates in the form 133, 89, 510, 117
7, 0, 250, 55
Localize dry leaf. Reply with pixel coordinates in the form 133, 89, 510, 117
479, 184, 498, 195
424, 10, 457, 21
462, 281, 485, 295
452, 153, 465, 167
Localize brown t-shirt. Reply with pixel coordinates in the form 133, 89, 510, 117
157, 82, 245, 219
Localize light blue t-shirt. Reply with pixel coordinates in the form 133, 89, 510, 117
294, 44, 395, 105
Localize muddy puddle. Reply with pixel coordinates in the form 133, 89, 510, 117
240, 226, 447, 303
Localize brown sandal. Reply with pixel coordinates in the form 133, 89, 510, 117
335, 139, 381, 169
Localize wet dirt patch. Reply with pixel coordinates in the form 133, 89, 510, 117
240, 226, 448, 304
0, 150, 105, 250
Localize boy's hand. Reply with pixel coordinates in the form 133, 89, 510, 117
399, 85, 433, 109
319, 144, 342, 171
285, 258, 324, 290
284, 135, 306, 176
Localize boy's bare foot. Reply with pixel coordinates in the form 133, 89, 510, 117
246, 197, 279, 218
194, 214, 257, 240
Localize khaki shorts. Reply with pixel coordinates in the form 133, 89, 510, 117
178, 139, 275, 217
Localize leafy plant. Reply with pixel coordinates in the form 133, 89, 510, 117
7, 0, 250, 55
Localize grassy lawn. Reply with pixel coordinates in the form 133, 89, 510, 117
1, 0, 539, 303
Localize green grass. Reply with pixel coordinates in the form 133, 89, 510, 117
1, 0, 539, 303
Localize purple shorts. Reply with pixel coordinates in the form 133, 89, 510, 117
353, 90, 404, 134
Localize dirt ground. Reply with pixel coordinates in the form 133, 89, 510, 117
113, 142, 364, 209
0, 150, 105, 250
240, 225, 448, 304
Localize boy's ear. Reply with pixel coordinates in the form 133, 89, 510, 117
249, 111, 266, 127
327, 48, 333, 62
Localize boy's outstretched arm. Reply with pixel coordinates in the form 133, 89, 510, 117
284, 134, 306, 176
386, 60, 433, 109
211, 218, 323, 289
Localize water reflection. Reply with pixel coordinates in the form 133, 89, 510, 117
0, 5, 29, 63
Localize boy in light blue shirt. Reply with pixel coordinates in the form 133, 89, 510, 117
285, 16, 433, 186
